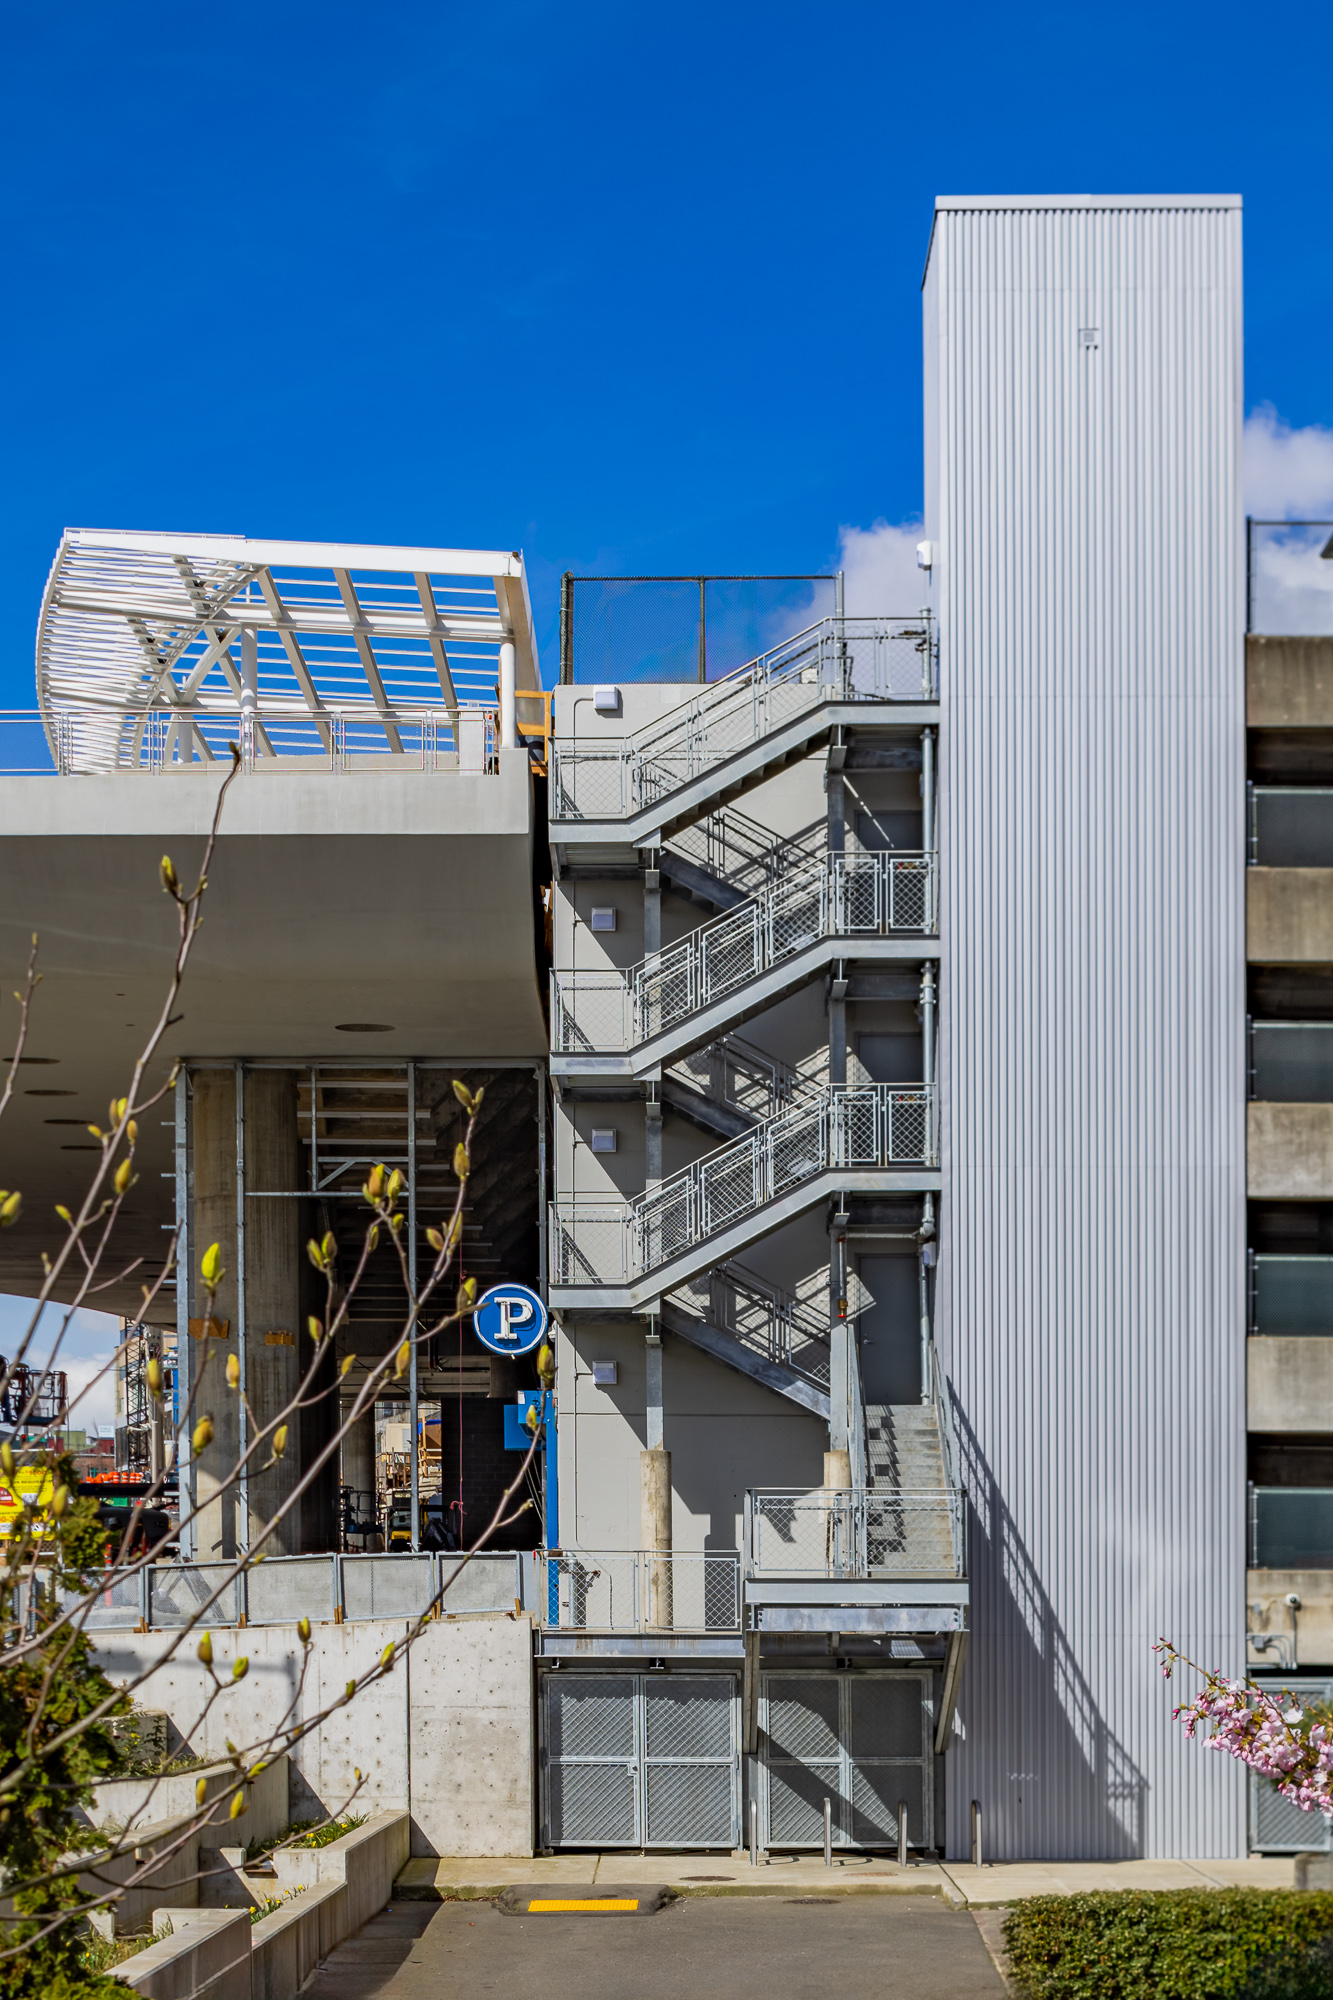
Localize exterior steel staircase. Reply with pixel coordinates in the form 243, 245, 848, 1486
662, 1033, 825, 1139
552, 848, 936, 1076
550, 1081, 937, 1308
662, 1259, 831, 1417
551, 614, 936, 842
660, 807, 825, 912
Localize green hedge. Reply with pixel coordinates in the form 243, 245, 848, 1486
1002, 1890, 1333, 2000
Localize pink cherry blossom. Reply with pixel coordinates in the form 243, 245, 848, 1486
1156, 1639, 1333, 1817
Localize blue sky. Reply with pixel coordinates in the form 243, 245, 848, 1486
5, 0, 1333, 1425
4, 0, 1333, 693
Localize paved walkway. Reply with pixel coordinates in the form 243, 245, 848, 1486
305, 1892, 1009, 2000
397, 1849, 1296, 1908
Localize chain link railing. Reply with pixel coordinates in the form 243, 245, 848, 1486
552, 852, 935, 1057
552, 1083, 936, 1288
745, 1489, 964, 1581
541, 1549, 741, 1631
668, 1260, 831, 1389
551, 615, 936, 821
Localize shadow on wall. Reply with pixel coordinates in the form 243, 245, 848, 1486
950, 1398, 1148, 1860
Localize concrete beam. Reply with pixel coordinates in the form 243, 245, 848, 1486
1247, 635, 1333, 728
1248, 1336, 1333, 1433
1248, 1102, 1333, 1200
1247, 869, 1333, 962
1248, 1569, 1333, 1669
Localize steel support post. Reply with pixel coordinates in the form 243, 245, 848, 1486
174, 1067, 192, 1559
234, 1061, 249, 1552
535, 1066, 548, 1296
408, 1060, 419, 1554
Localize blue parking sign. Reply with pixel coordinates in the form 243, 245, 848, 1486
473, 1282, 548, 1356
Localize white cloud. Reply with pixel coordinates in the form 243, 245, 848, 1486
1244, 405, 1333, 519
834, 519, 930, 617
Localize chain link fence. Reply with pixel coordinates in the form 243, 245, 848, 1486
560, 573, 840, 684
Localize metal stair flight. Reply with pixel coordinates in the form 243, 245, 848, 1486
550, 1081, 938, 1309
550, 614, 936, 844
552, 846, 936, 1078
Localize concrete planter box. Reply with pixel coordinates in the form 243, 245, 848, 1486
114, 1812, 410, 2000
87, 1754, 288, 1851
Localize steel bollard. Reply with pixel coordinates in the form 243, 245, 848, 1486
898, 1800, 908, 1868
971, 1798, 983, 1868
823, 1796, 833, 1867
750, 1798, 758, 1867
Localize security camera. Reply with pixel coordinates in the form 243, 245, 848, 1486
1286, 1593, 1302, 1609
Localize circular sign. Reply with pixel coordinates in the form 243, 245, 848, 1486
473, 1282, 548, 1356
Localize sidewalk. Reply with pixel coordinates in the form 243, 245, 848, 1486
396, 1851, 1297, 1908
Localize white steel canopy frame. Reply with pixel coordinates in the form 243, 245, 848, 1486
36, 528, 540, 774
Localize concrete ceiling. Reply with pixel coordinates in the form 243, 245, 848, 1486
0, 751, 546, 1317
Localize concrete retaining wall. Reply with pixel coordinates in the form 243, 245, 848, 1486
117, 1909, 252, 2000
115, 1813, 410, 2000
87, 1755, 288, 1849
96, 1611, 535, 1858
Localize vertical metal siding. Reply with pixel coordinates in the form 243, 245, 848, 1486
928, 199, 1246, 1859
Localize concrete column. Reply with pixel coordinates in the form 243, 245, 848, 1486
642, 1327, 672, 1627
243, 1070, 303, 1554
340, 1396, 377, 1548
643, 857, 661, 955
189, 1070, 303, 1562
191, 1072, 239, 1563
828, 1217, 849, 1454
499, 640, 517, 749
645, 1096, 663, 1191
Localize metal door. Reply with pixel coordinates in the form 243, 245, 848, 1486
760, 1670, 934, 1850
543, 1672, 739, 1848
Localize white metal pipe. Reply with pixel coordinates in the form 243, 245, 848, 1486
499, 639, 517, 749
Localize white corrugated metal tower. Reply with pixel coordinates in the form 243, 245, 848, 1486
925, 195, 1247, 1858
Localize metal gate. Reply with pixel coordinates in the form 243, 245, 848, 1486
543, 1672, 740, 1849
760, 1670, 934, 1850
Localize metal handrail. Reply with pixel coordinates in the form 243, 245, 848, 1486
552, 1083, 936, 1288
551, 614, 936, 821
5, 702, 501, 777
667, 1034, 826, 1126
665, 808, 826, 899
540, 1548, 741, 1632
746, 1488, 964, 1582
552, 851, 936, 1056
51, 1550, 523, 1630
668, 1259, 831, 1388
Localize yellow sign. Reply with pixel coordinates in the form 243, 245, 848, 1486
0, 1466, 55, 1537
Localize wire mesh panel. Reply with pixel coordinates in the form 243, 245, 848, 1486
1250, 1772, 1332, 1852
245, 1556, 336, 1626
643, 1677, 738, 1847
341, 1554, 434, 1620
149, 1563, 240, 1627
545, 1675, 639, 1848
761, 1671, 933, 1851
764, 1676, 842, 1847
543, 1672, 739, 1849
